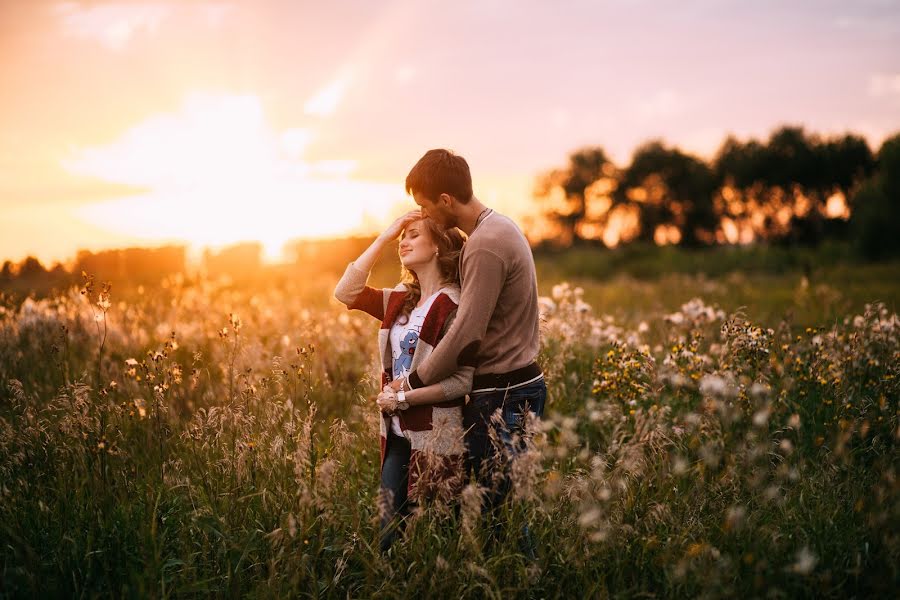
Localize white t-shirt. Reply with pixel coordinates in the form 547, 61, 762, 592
388, 291, 440, 436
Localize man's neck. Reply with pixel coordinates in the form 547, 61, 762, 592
457, 197, 489, 236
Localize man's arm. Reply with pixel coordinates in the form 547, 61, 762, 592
404, 248, 505, 389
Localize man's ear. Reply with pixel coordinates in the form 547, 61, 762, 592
438, 192, 454, 207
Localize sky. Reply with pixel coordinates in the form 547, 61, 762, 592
1, 0, 899, 264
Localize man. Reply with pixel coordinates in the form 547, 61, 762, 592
387, 149, 546, 548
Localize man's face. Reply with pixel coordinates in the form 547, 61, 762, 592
412, 191, 456, 229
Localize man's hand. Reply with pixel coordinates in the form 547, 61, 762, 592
387, 378, 404, 393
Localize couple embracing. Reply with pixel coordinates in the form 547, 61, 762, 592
333, 149, 545, 554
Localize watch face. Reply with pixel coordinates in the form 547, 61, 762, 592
398, 401, 409, 411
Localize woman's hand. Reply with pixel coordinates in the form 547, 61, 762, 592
378, 210, 423, 243
348, 210, 423, 274
376, 387, 398, 413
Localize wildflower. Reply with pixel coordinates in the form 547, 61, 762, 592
791, 547, 817, 575
686, 542, 706, 558
578, 507, 602, 528
551, 283, 569, 301
287, 513, 297, 538
750, 382, 769, 399
133, 398, 147, 418
752, 408, 770, 427
537, 296, 557, 316
724, 505, 746, 531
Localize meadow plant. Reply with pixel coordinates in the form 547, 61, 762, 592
0, 272, 896, 597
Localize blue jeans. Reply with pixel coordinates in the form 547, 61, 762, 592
463, 379, 547, 517
379, 432, 411, 553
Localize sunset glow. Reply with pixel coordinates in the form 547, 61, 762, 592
65, 93, 404, 261
1, 1, 898, 264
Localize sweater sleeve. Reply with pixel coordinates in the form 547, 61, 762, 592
434, 310, 474, 400
407, 248, 505, 388
333, 262, 387, 321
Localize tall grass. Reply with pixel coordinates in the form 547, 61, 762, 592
0, 269, 897, 598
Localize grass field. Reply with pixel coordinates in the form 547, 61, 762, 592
1, 252, 898, 598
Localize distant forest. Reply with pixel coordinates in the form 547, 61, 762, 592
530, 125, 900, 259
2, 124, 899, 293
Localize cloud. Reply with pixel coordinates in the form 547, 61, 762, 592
54, 2, 171, 50
64, 93, 404, 252
304, 71, 354, 117
53, 2, 232, 49
64, 93, 285, 186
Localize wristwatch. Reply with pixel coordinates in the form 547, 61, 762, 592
397, 382, 410, 411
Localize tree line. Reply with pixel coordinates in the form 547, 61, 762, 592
533, 125, 900, 258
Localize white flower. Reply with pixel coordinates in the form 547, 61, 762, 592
791, 547, 817, 575
551, 283, 569, 302
665, 312, 685, 325
752, 408, 770, 427
750, 382, 769, 399
538, 296, 557, 316
699, 374, 726, 397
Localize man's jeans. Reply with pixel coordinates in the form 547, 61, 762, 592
463, 379, 547, 520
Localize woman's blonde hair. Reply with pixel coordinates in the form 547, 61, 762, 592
398, 218, 465, 322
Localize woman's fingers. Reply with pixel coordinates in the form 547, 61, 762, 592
380, 209, 423, 241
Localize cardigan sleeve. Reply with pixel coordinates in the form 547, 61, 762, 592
333, 262, 390, 321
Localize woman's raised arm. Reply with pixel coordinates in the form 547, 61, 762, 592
333, 210, 422, 318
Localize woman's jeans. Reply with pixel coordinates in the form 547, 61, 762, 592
379, 432, 411, 553
463, 379, 547, 531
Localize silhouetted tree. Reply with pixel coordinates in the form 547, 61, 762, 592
534, 125, 881, 248
0, 261, 12, 283
714, 126, 875, 244
534, 147, 616, 245
851, 133, 900, 259
17, 256, 46, 279
615, 141, 718, 246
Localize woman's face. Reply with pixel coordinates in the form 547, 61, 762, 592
398, 219, 438, 271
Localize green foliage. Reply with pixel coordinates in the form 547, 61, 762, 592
537, 125, 883, 248
851, 134, 900, 260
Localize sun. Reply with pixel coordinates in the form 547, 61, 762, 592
68, 93, 406, 261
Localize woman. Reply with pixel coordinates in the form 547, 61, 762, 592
333, 210, 471, 553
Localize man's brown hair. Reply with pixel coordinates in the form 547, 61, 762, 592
405, 149, 473, 204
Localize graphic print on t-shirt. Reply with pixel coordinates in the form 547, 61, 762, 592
396, 330, 417, 375
389, 292, 439, 380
